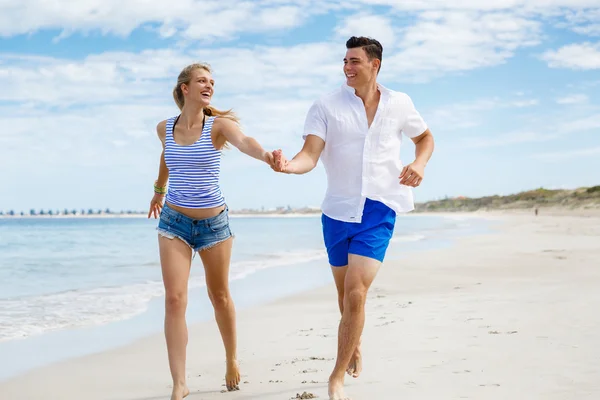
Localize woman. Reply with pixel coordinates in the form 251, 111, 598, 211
147, 62, 274, 400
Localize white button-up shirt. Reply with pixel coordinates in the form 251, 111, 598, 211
303, 83, 428, 223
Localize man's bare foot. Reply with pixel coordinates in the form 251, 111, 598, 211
170, 383, 189, 400
346, 344, 362, 378
328, 376, 350, 400
225, 359, 241, 391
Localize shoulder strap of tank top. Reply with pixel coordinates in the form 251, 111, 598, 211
166, 115, 180, 140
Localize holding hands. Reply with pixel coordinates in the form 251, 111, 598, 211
271, 149, 290, 173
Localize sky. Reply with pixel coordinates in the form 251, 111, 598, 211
1, 0, 599, 213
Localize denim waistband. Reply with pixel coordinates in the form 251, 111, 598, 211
161, 203, 228, 227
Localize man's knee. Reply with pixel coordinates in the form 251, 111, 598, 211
344, 288, 367, 313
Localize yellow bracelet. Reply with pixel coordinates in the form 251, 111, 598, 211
154, 181, 167, 194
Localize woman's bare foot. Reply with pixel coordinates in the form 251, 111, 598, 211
346, 345, 362, 378
225, 359, 241, 391
328, 376, 350, 400
170, 383, 189, 400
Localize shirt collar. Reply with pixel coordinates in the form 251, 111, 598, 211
342, 82, 390, 104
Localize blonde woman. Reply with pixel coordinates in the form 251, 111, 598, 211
148, 63, 274, 399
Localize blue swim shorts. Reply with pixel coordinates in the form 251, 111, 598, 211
157, 203, 233, 252
322, 198, 396, 267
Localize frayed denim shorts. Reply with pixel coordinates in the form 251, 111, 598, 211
157, 203, 233, 252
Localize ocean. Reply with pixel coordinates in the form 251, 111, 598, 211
0, 213, 491, 381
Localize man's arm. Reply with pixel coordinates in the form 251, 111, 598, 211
399, 128, 435, 187
274, 134, 325, 175
412, 128, 435, 166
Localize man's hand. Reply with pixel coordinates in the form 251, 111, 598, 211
272, 149, 291, 173
399, 161, 425, 187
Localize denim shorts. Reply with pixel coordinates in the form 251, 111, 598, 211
322, 198, 396, 267
157, 203, 233, 252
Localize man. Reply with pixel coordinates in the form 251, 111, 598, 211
272, 36, 435, 400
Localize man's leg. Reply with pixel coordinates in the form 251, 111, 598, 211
328, 254, 381, 400
331, 265, 363, 378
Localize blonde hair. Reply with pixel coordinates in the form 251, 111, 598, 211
172, 62, 239, 124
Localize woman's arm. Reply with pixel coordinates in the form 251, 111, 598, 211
214, 117, 274, 166
155, 120, 169, 187
148, 121, 169, 219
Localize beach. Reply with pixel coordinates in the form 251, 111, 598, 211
1, 212, 599, 399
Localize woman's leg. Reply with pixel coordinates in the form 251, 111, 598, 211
198, 237, 240, 391
160, 236, 193, 400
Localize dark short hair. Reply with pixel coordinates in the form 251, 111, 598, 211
346, 36, 383, 72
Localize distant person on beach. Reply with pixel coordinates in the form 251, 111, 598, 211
271, 36, 435, 400
148, 62, 275, 399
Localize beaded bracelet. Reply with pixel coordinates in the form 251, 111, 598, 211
154, 181, 167, 195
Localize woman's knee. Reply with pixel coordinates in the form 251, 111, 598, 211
208, 289, 231, 310
165, 291, 187, 314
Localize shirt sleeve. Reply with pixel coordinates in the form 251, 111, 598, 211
401, 95, 428, 139
302, 100, 327, 141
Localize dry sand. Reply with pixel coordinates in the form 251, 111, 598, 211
1, 213, 599, 399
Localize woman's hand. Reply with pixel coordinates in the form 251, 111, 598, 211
148, 193, 165, 219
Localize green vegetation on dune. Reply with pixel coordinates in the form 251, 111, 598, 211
415, 186, 600, 212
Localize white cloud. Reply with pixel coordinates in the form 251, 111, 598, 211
462, 131, 554, 148
509, 99, 539, 107
532, 146, 600, 161
559, 8, 600, 37
425, 96, 539, 131
557, 113, 600, 132
456, 111, 600, 148
181, 4, 309, 41
1, 0, 598, 43
542, 42, 600, 69
353, 0, 600, 11
0, 0, 324, 41
381, 11, 542, 81
334, 13, 396, 49
556, 94, 589, 104
0, 42, 344, 108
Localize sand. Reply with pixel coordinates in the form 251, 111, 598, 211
1, 213, 599, 399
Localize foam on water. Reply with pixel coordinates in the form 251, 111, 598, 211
0, 235, 436, 342
0, 248, 328, 342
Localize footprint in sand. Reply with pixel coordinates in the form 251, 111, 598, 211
300, 368, 319, 374
293, 392, 317, 399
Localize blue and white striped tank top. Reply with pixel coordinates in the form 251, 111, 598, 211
164, 115, 225, 209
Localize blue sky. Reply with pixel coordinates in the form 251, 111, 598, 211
1, 0, 599, 213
